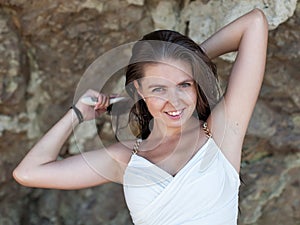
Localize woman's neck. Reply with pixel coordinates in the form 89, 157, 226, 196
149, 117, 200, 142
138, 117, 202, 155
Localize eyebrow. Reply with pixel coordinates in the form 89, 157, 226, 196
146, 79, 194, 89
178, 79, 194, 84
147, 84, 166, 89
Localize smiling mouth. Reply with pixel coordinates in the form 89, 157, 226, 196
165, 109, 184, 117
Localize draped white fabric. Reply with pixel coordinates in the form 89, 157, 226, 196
123, 138, 240, 225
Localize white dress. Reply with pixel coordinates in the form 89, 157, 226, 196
123, 136, 240, 225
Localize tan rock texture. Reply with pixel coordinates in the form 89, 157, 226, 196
0, 0, 299, 224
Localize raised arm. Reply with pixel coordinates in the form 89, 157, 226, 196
201, 9, 268, 171
13, 90, 129, 189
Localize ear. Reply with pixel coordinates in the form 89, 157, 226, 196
134, 80, 144, 99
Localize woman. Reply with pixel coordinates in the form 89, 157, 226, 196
13, 9, 268, 225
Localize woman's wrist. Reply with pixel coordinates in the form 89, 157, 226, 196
70, 105, 84, 124
69, 107, 82, 126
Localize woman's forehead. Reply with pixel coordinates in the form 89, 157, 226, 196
141, 60, 193, 84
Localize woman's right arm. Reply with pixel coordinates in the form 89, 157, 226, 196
13, 90, 129, 189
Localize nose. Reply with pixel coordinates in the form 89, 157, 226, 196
166, 88, 181, 108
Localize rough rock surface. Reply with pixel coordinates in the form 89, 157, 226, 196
0, 0, 299, 224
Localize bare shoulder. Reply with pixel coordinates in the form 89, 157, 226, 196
105, 140, 136, 166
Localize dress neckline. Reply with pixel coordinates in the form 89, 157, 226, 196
130, 122, 212, 177
131, 137, 212, 178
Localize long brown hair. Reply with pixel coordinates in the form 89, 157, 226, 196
125, 30, 220, 139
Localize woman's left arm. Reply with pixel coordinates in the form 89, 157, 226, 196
201, 9, 268, 170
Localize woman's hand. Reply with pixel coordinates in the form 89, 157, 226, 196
75, 89, 110, 122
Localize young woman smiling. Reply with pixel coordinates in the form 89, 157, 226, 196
13, 8, 268, 225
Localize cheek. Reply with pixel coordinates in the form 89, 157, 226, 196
145, 98, 166, 115
183, 88, 197, 105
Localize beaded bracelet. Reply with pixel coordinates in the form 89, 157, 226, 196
70, 105, 84, 123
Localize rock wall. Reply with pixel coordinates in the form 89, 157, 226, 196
0, 0, 299, 224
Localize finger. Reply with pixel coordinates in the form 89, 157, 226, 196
94, 94, 109, 110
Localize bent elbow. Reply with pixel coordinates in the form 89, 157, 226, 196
13, 167, 33, 187
252, 8, 268, 30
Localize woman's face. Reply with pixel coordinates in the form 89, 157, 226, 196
134, 60, 197, 130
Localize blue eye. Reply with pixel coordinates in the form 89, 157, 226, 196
152, 87, 165, 93
179, 82, 192, 88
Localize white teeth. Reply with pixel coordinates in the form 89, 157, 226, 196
166, 110, 182, 116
